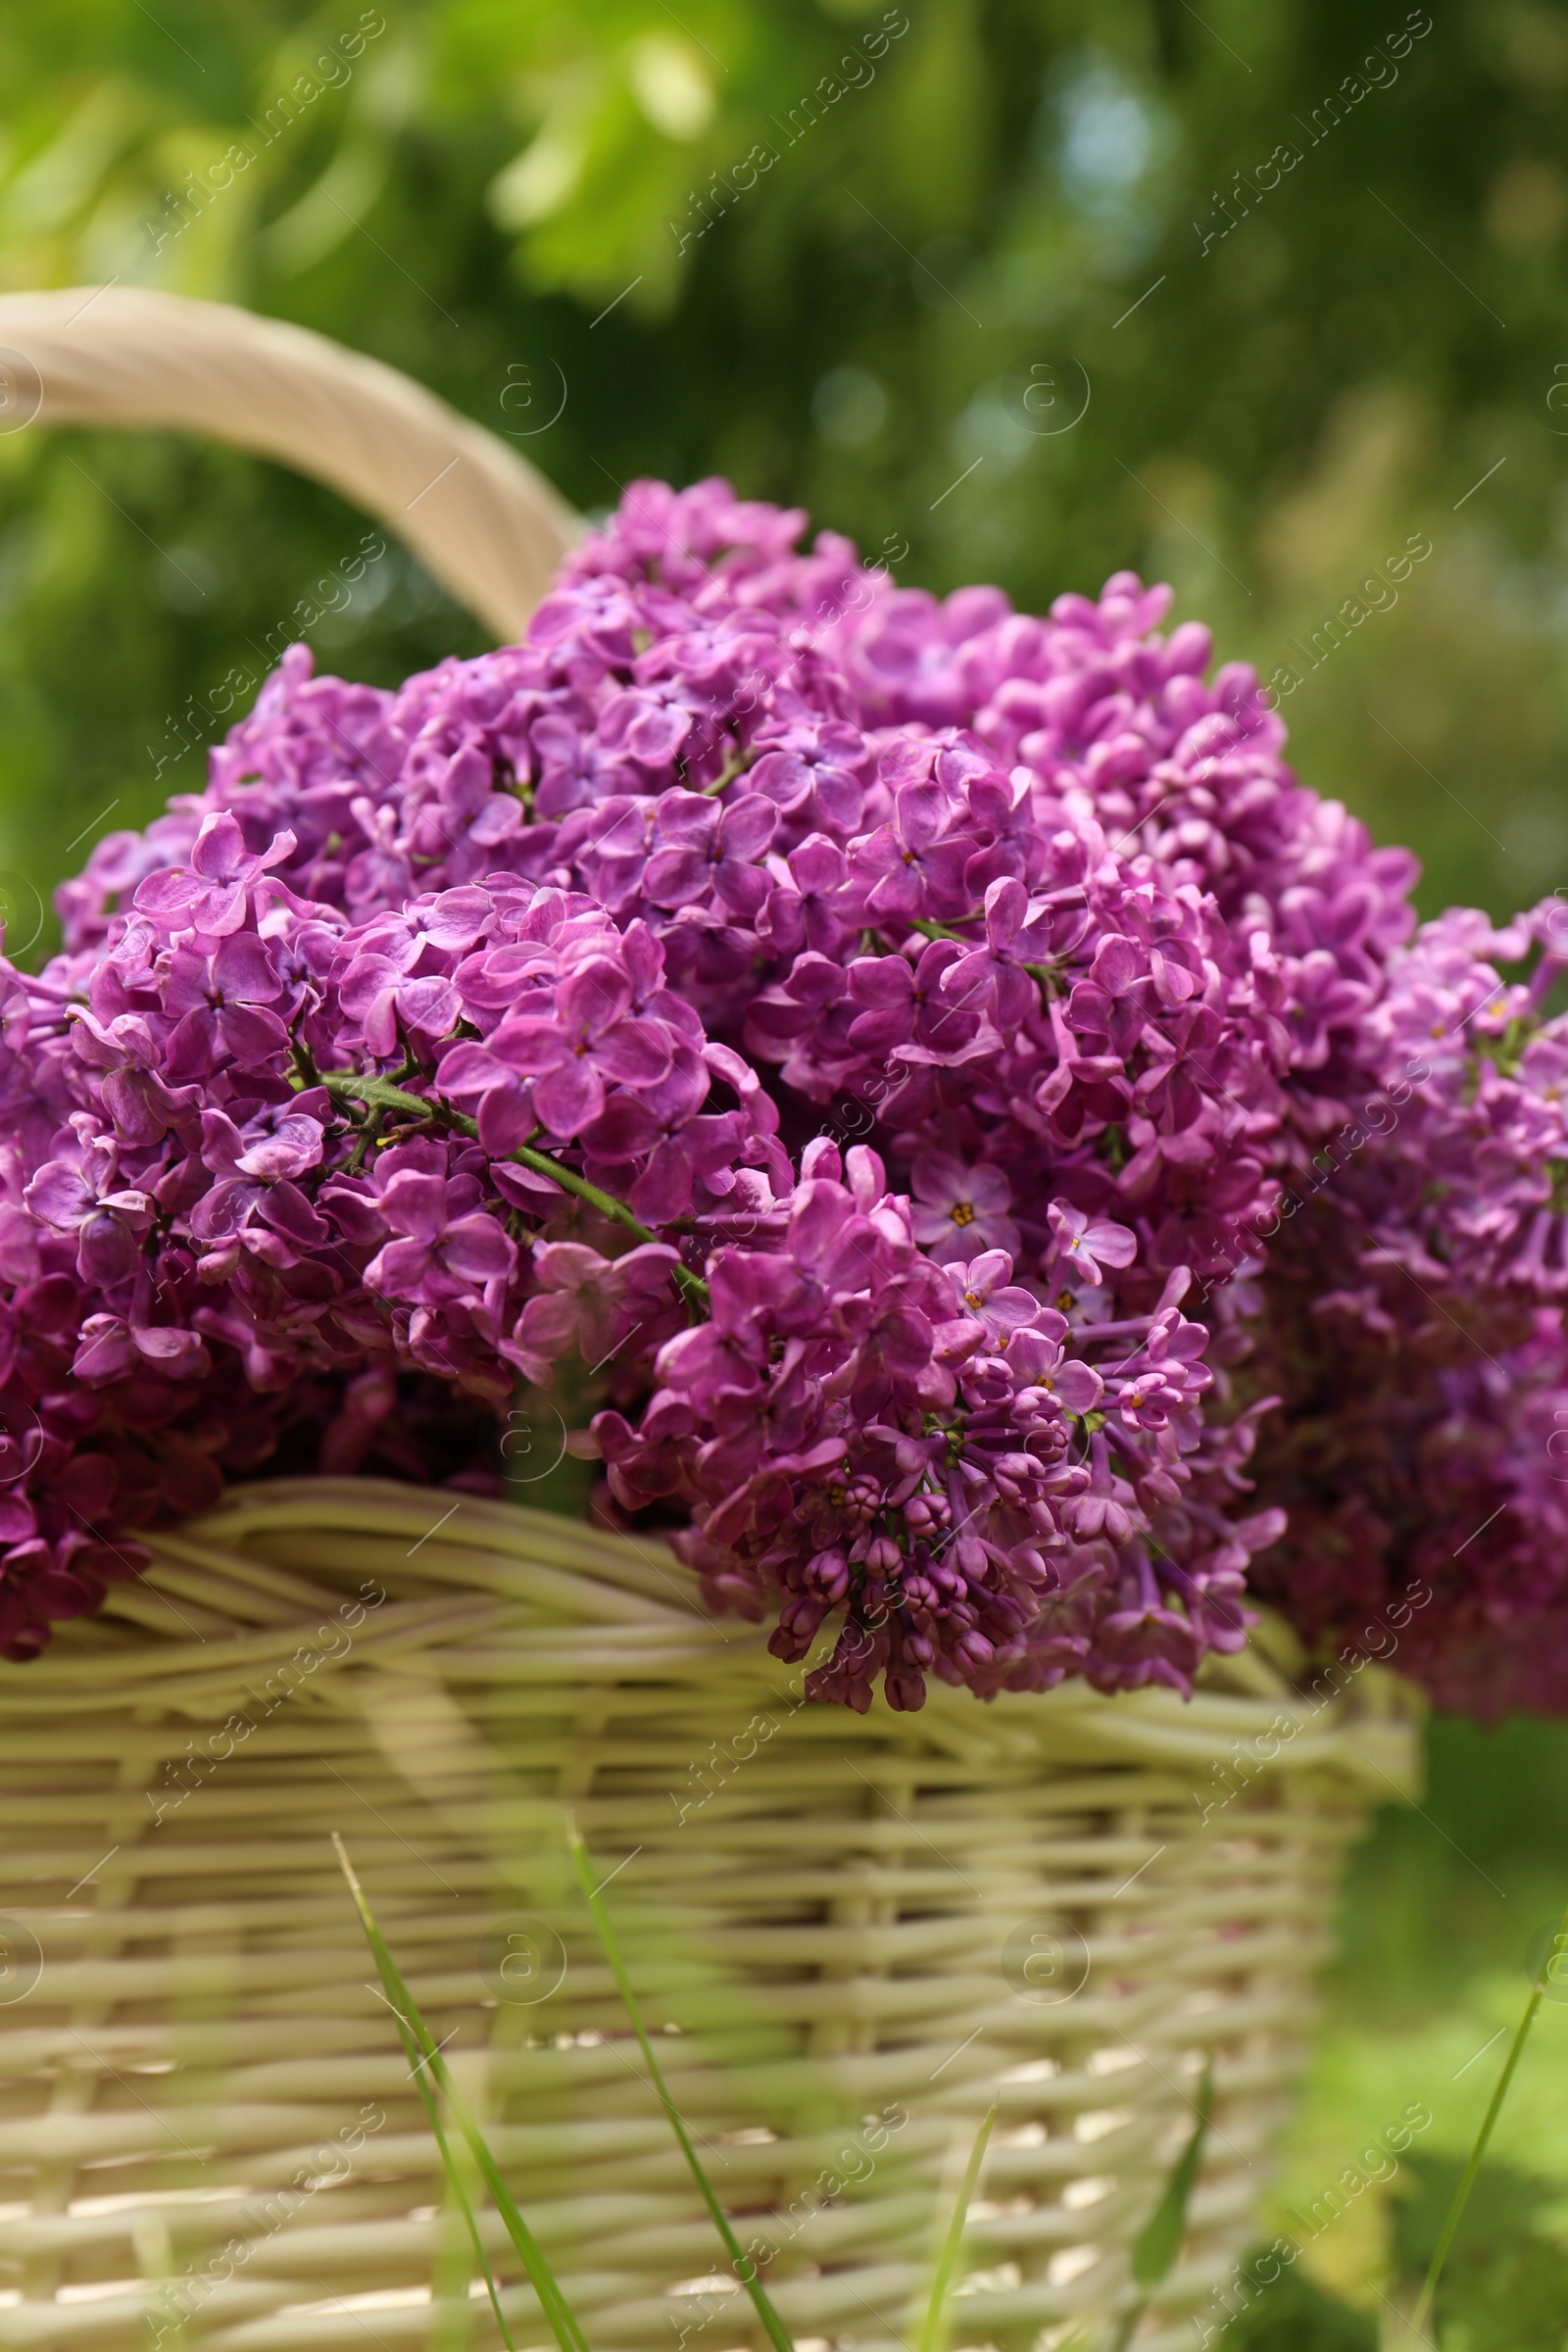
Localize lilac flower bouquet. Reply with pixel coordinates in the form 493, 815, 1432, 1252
2, 476, 1560, 1719
807, 539, 1568, 1717
1244, 898, 1568, 1717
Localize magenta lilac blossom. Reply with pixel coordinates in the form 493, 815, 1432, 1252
24, 470, 1568, 1717
0, 847, 1271, 1702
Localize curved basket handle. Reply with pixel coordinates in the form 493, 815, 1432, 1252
0, 287, 581, 640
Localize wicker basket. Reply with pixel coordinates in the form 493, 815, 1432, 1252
0, 295, 1421, 2350
0, 1482, 1415, 2352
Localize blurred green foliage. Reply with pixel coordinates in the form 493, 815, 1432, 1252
1390, 2155, 1568, 2348
1226, 1711, 1568, 2348
1213, 2252, 1378, 2349
4, 0, 1568, 940
3, 4, 1568, 2339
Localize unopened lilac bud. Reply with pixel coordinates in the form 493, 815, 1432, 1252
803, 1548, 850, 1603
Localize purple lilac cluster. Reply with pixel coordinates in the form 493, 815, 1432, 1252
26, 472, 1568, 1714
0, 827, 1274, 1702
0, 479, 1311, 1702
1245, 897, 1568, 1715
64, 484, 1308, 1294
703, 503, 1422, 1159
561, 484, 1568, 1713
621, 487, 1568, 1713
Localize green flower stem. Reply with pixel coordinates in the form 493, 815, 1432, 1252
310, 1067, 710, 1307
1406, 1889, 1568, 2342
700, 743, 758, 797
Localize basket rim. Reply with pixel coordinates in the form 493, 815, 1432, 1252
0, 1476, 1423, 1796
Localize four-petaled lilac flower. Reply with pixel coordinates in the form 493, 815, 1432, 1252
356, 886, 497, 970
67, 1009, 193, 1145
1065, 934, 1157, 1059
365, 1170, 517, 1306
220, 1102, 326, 1182
530, 713, 639, 818
855, 781, 975, 922
910, 1155, 1020, 1264
507, 1241, 684, 1387
489, 956, 676, 1137
1047, 1202, 1138, 1288
748, 722, 868, 834
163, 933, 287, 1082
944, 1252, 1040, 1346
598, 675, 710, 767
338, 955, 461, 1061
941, 878, 1058, 1032
759, 835, 863, 958
24, 1120, 152, 1286
845, 939, 981, 1065
641, 794, 777, 919
135, 811, 296, 935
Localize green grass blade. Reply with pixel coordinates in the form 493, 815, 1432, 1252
1131, 2055, 1214, 2288
1105, 2055, 1216, 2352
564, 1817, 796, 2352
366, 1972, 516, 2352
916, 2104, 997, 2352
333, 1835, 592, 2352
357, 1968, 524, 2349
1406, 1888, 1568, 2342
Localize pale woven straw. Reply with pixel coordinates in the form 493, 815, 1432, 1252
0, 291, 1421, 2349
0, 288, 578, 637
0, 1483, 1415, 2352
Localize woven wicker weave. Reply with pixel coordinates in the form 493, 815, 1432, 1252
0, 1482, 1417, 2351
0, 292, 1422, 2348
